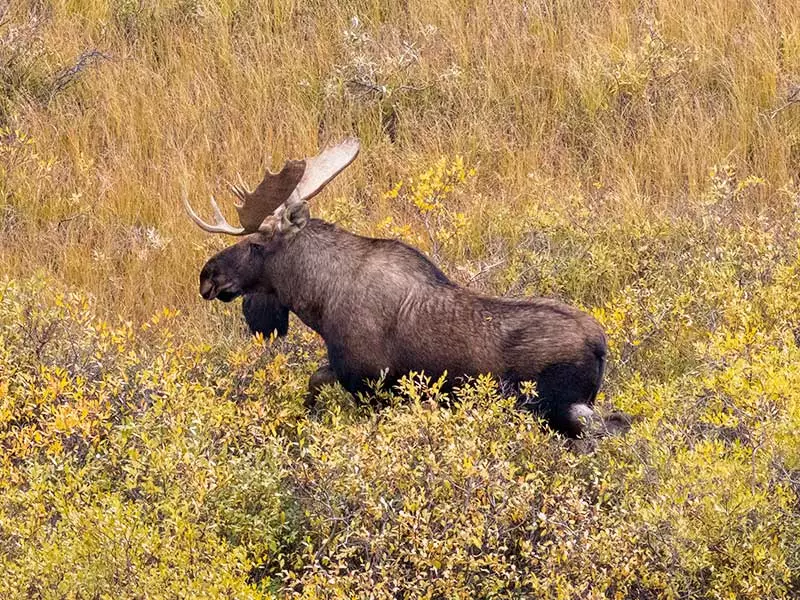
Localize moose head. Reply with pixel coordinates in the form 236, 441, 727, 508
183, 138, 360, 303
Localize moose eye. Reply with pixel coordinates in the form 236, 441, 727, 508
247, 242, 265, 257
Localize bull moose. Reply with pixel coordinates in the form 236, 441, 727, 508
184, 138, 612, 437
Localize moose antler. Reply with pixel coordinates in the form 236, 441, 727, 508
183, 138, 361, 235
295, 137, 361, 203
229, 160, 305, 230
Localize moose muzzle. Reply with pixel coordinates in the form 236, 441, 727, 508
200, 279, 216, 300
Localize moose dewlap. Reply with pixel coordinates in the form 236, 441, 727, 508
184, 138, 608, 437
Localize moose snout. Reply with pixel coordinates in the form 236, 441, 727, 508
199, 274, 241, 302
199, 278, 216, 300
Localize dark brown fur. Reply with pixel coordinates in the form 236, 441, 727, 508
241, 293, 289, 338
200, 218, 607, 437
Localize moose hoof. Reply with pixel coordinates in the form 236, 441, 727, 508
562, 404, 633, 445
601, 411, 632, 436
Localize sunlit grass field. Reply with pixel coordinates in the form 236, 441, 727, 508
2, 1, 800, 597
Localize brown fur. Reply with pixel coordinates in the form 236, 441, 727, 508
199, 217, 607, 437
241, 293, 289, 338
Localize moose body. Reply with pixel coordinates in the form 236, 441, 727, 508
186, 138, 608, 437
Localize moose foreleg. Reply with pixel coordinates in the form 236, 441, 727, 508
305, 363, 338, 408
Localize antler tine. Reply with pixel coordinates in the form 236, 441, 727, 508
209, 195, 230, 225
237, 173, 250, 194
182, 188, 247, 235
230, 186, 245, 205
229, 173, 250, 205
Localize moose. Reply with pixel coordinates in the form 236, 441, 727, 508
184, 138, 614, 438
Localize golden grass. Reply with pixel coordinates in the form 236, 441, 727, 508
1, 0, 797, 325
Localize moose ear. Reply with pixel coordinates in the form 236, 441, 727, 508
280, 200, 310, 234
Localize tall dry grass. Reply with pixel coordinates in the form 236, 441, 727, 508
1, 0, 797, 326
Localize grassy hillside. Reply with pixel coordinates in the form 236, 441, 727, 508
1, 0, 800, 597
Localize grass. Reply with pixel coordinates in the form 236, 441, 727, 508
1, 0, 797, 322
1, 0, 800, 597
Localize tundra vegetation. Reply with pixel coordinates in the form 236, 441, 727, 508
1, 0, 800, 598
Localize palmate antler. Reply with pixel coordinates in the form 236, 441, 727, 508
183, 137, 360, 235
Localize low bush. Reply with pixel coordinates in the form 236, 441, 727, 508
1, 272, 799, 598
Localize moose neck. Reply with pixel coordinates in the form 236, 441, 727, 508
265, 219, 360, 335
